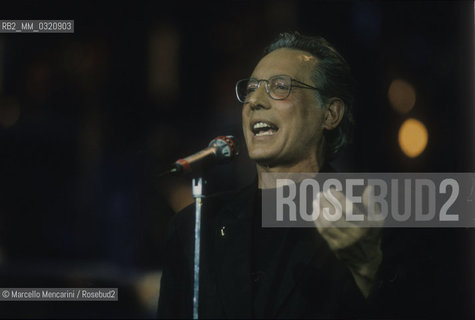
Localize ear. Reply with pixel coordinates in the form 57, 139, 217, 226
323, 98, 345, 130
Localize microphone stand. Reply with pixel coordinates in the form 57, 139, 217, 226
159, 135, 238, 318
191, 176, 204, 319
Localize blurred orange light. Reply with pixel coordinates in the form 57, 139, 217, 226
398, 118, 428, 158
388, 79, 416, 114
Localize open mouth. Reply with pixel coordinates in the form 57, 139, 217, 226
251, 121, 279, 137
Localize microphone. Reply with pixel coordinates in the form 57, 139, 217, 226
169, 136, 239, 175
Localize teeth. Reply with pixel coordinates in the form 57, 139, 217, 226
252, 121, 278, 137
253, 121, 272, 130
256, 130, 275, 137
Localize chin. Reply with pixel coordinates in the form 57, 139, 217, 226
249, 154, 279, 167
249, 154, 268, 163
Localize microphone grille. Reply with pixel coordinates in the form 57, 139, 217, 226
209, 135, 239, 162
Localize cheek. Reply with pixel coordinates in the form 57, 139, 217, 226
302, 100, 324, 127
295, 109, 325, 142
241, 108, 253, 143
286, 95, 321, 125
241, 108, 248, 130
283, 105, 319, 132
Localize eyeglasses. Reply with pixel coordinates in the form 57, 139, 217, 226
235, 74, 320, 103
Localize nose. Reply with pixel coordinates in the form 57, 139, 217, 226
246, 82, 270, 111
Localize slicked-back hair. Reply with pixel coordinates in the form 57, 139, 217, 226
264, 32, 355, 160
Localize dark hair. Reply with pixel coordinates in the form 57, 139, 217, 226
264, 32, 355, 160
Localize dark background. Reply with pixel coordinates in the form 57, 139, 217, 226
0, 1, 473, 318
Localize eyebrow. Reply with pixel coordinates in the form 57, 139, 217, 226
249, 74, 293, 80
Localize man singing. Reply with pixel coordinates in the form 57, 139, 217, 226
157, 32, 381, 318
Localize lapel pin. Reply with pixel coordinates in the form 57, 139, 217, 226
220, 226, 226, 237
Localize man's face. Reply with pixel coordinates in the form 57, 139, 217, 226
242, 48, 326, 169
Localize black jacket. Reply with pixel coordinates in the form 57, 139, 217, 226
157, 182, 367, 318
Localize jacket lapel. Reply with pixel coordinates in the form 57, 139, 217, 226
266, 165, 338, 317
213, 180, 335, 318
214, 183, 256, 318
